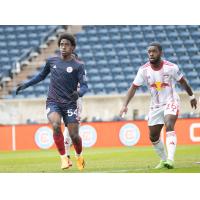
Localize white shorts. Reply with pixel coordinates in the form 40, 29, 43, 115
148, 101, 180, 126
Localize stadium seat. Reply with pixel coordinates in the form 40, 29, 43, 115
104, 82, 117, 93
102, 75, 113, 82
4, 25, 200, 97
99, 68, 111, 75
191, 55, 200, 64
190, 31, 200, 40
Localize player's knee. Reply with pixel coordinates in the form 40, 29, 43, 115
52, 122, 61, 134
149, 134, 159, 143
70, 133, 79, 143
165, 122, 174, 132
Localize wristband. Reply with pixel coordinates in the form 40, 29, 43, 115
189, 95, 195, 100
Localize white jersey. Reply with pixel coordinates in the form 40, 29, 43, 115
133, 60, 183, 109
77, 97, 82, 118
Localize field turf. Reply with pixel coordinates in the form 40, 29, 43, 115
0, 145, 200, 173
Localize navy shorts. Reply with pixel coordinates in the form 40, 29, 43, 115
46, 102, 78, 126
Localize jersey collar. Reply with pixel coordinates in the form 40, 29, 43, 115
150, 60, 164, 71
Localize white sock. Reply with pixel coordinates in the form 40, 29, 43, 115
63, 128, 71, 157
166, 131, 177, 161
64, 139, 71, 157
75, 152, 82, 158
152, 139, 167, 161
60, 154, 67, 158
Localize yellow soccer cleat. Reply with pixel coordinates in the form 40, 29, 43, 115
61, 156, 70, 170
76, 156, 85, 171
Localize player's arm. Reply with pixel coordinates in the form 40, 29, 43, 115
78, 64, 88, 97
120, 67, 144, 117
119, 84, 138, 117
16, 61, 50, 95
173, 64, 197, 109
178, 77, 197, 109
71, 64, 88, 101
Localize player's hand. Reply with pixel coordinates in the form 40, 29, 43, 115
70, 91, 79, 101
119, 105, 128, 118
190, 98, 197, 109
16, 84, 26, 95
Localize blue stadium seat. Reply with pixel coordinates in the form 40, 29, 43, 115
189, 79, 200, 90
178, 32, 190, 41
182, 63, 195, 73
93, 83, 105, 94
0, 49, 8, 55
99, 68, 110, 75
123, 66, 134, 75
142, 25, 153, 32
96, 59, 108, 66
133, 34, 144, 42
104, 82, 117, 93
102, 75, 113, 82
175, 47, 187, 57
88, 68, 99, 76
108, 59, 119, 65
111, 67, 123, 75
4, 25, 200, 98
26, 26, 37, 31
164, 48, 175, 57
187, 71, 199, 79
114, 74, 125, 82
90, 76, 101, 83
191, 55, 200, 64
191, 31, 200, 40
188, 25, 199, 32
183, 39, 196, 48
6, 34, 16, 40
153, 25, 165, 31
187, 46, 199, 56
0, 41, 7, 48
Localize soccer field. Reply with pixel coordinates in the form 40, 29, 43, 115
0, 145, 200, 173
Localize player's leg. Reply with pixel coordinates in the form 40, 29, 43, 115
46, 103, 69, 169
148, 107, 167, 169
63, 126, 73, 167
63, 106, 84, 171
68, 123, 85, 171
164, 102, 179, 169
149, 124, 167, 169
47, 112, 65, 155
164, 114, 178, 169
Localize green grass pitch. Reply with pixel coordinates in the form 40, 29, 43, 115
0, 145, 200, 173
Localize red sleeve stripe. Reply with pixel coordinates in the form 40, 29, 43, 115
132, 83, 140, 88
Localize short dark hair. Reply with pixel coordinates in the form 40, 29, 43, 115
148, 42, 162, 52
58, 33, 76, 47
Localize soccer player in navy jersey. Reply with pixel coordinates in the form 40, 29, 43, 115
16, 34, 88, 170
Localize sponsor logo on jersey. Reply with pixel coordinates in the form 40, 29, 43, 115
150, 81, 169, 91
53, 65, 57, 69
34, 127, 54, 149
79, 125, 97, 147
119, 123, 140, 146
66, 66, 73, 73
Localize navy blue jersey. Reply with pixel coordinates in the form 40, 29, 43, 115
23, 56, 88, 106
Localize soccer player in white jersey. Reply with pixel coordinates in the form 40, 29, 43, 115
120, 42, 197, 169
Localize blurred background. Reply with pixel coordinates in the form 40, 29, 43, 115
0, 25, 200, 125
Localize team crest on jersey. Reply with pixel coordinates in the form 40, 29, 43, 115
66, 66, 73, 73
